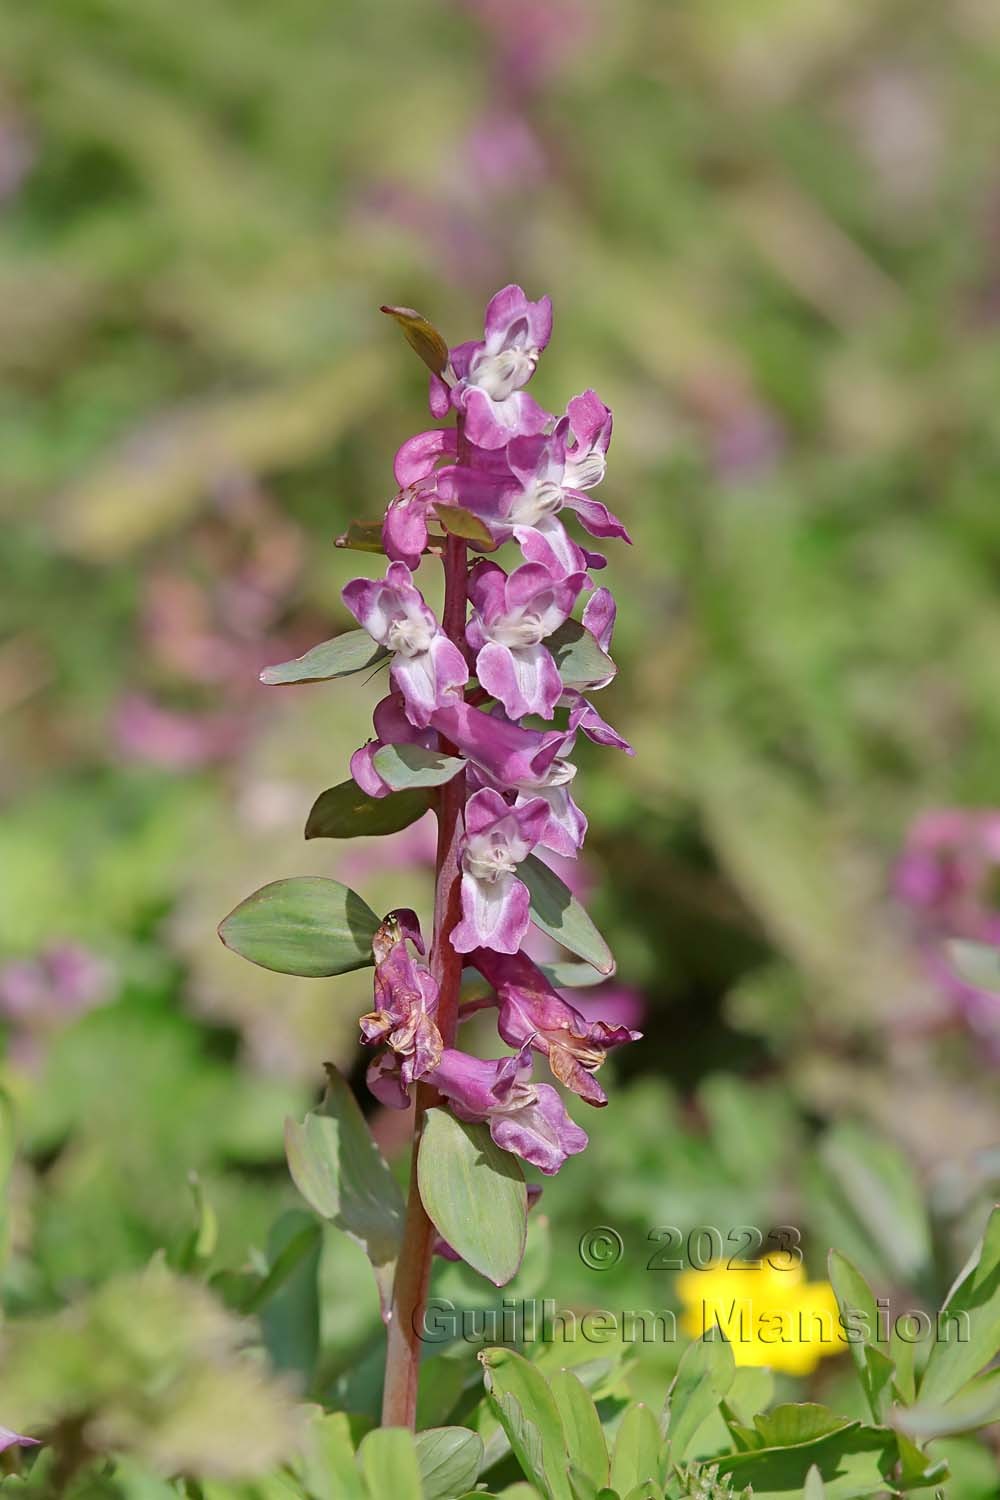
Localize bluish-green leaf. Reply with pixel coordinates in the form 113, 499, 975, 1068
896, 1366, 1000, 1441
547, 620, 615, 691
356, 1427, 423, 1500
285, 1066, 404, 1314
372, 742, 466, 789
918, 1205, 1000, 1406
521, 855, 615, 977
549, 1369, 608, 1493
479, 1346, 572, 1500
537, 961, 607, 989
946, 938, 1000, 992
665, 1328, 735, 1464
609, 1403, 661, 1495
219, 876, 380, 976
819, 1123, 931, 1287
260, 630, 387, 685
827, 1250, 887, 1422
305, 780, 432, 839
418, 1108, 526, 1288
259, 1209, 321, 1384
414, 1427, 484, 1500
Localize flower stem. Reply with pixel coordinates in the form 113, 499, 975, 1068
380, 526, 468, 1429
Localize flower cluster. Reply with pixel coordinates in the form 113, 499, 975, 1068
345, 286, 639, 1174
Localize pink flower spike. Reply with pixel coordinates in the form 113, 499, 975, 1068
452, 788, 550, 954
468, 560, 587, 720
342, 562, 468, 728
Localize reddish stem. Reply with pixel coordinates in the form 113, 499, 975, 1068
380, 517, 468, 1427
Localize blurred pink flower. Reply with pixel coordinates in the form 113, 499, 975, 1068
115, 695, 245, 770
895, 810, 1000, 1057
0, 943, 114, 1070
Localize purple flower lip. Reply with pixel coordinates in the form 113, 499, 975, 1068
470, 947, 641, 1105
342, 562, 468, 728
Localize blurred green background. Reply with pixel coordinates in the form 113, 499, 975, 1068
1, 0, 999, 1486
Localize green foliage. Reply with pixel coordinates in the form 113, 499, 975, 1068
218, 877, 380, 977
304, 782, 432, 840
370, 745, 466, 791
258, 633, 388, 687
418, 1110, 527, 1289
519, 857, 615, 977
285, 1066, 403, 1315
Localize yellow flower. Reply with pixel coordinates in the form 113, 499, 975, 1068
676, 1260, 842, 1376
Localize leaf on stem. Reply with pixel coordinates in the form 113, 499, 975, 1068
372, 742, 466, 789
305, 780, 432, 839
218, 876, 380, 976
380, 304, 450, 376
285, 1066, 404, 1318
260, 629, 387, 685
417, 1108, 527, 1287
335, 519, 387, 555
520, 855, 615, 976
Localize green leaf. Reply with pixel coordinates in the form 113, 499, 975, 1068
827, 1250, 888, 1422
609, 1403, 661, 1496
372, 742, 466, 789
547, 620, 615, 691
219, 876, 380, 976
305, 780, 432, 840
380, 303, 451, 375
819, 1123, 931, 1287
437, 504, 496, 546
549, 1369, 609, 1493
537, 961, 607, 989
414, 1427, 484, 1500
665, 1329, 735, 1464
259, 1210, 321, 1384
259, 629, 387, 685
752, 1405, 852, 1448
946, 938, 1000, 992
520, 855, 615, 976
335, 519, 388, 555
892, 1431, 948, 1489
896, 1366, 1000, 1441
715, 1422, 897, 1500
300, 1411, 364, 1500
479, 1346, 573, 1500
418, 1108, 527, 1287
169, 1172, 218, 1276
356, 1427, 423, 1500
919, 1205, 1000, 1405
285, 1066, 404, 1314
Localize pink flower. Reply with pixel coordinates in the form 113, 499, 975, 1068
471, 948, 640, 1104
430, 285, 553, 449
342, 562, 468, 728
452, 788, 550, 954
351, 693, 438, 798
360, 912, 443, 1088
433, 1045, 588, 1175
467, 560, 587, 720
